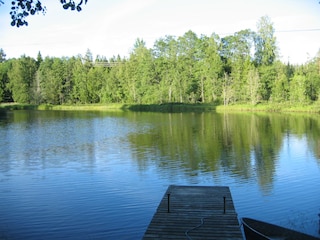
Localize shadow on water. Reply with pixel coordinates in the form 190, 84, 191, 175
122, 102, 216, 112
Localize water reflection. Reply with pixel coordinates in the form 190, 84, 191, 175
127, 112, 320, 192
0, 111, 129, 173
1, 110, 319, 186
1, 110, 320, 238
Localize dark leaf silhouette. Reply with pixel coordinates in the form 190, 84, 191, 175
4, 0, 88, 27
63, 3, 70, 9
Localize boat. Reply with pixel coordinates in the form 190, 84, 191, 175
241, 217, 320, 240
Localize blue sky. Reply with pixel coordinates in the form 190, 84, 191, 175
0, 0, 320, 64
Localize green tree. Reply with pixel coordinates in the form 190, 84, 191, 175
153, 35, 179, 103
83, 48, 93, 69
2, 18, 319, 106
196, 33, 223, 103
61, 56, 76, 103
246, 64, 260, 105
72, 56, 89, 103
70, 50, 97, 103
232, 30, 255, 103
0, 63, 6, 102
222, 72, 233, 105
0, 60, 12, 102
86, 66, 104, 103
255, 16, 277, 66
290, 69, 308, 103
254, 16, 278, 101
0, 49, 9, 102
7, 56, 37, 103
36, 51, 43, 68
37, 57, 67, 104
221, 29, 256, 103
288, 60, 320, 104
80, 49, 105, 103
0, 48, 6, 63
258, 64, 277, 101
101, 56, 126, 103
125, 39, 155, 103
271, 61, 289, 102
305, 58, 320, 101
177, 30, 199, 103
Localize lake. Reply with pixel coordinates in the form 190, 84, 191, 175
0, 110, 319, 239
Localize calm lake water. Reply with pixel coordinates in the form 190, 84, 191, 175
0, 110, 319, 239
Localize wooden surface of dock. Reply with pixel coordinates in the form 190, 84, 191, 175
143, 185, 243, 240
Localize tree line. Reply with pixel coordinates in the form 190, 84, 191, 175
1, 16, 320, 106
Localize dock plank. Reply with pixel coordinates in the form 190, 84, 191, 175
143, 185, 243, 240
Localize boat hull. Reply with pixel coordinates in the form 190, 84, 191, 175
241, 217, 320, 240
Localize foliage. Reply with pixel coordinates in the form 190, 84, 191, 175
0, 50, 11, 102
37, 57, 70, 104
1, 16, 320, 110
0, 48, 6, 63
255, 16, 277, 66
6, 0, 88, 27
7, 55, 37, 103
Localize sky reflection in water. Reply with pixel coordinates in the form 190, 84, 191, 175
0, 110, 319, 239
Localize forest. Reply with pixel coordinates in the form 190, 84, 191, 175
0, 16, 320, 107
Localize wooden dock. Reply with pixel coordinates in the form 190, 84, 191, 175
143, 185, 243, 240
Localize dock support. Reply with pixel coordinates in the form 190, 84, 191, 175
223, 196, 226, 214
167, 193, 170, 213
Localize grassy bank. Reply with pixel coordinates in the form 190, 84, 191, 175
0, 103, 126, 111
0, 102, 216, 112
39, 103, 127, 111
216, 102, 320, 113
1, 102, 320, 113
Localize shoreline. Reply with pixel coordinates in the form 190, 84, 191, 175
1, 102, 320, 114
